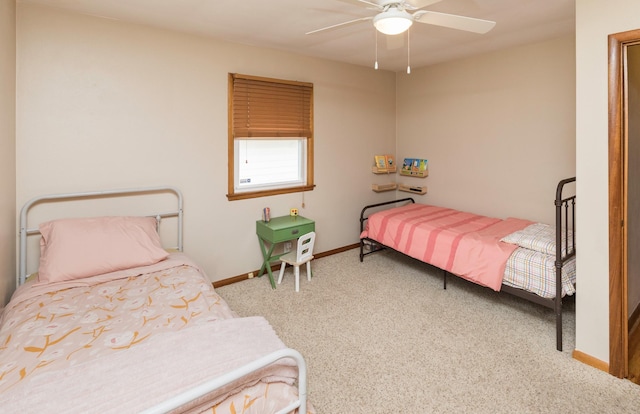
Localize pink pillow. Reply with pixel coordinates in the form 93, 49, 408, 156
38, 216, 169, 283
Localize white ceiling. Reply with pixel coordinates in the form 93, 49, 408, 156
18, 0, 576, 72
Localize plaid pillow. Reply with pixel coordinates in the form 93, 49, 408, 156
501, 223, 574, 257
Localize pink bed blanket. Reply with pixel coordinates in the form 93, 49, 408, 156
361, 203, 533, 290
1, 316, 300, 414
0, 253, 311, 413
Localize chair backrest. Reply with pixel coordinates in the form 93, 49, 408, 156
296, 231, 316, 262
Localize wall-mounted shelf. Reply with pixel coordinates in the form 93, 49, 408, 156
372, 183, 397, 192
372, 166, 397, 174
399, 169, 428, 178
398, 184, 427, 195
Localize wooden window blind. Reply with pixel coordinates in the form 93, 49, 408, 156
227, 73, 315, 200
230, 73, 313, 138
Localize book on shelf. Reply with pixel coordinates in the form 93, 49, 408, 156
373, 154, 396, 172
401, 158, 428, 177
374, 155, 388, 171
385, 155, 395, 170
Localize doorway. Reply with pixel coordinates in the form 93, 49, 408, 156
628, 43, 640, 384
609, 29, 640, 380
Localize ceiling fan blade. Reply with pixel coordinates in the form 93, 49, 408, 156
306, 16, 373, 35
404, 0, 443, 10
413, 11, 496, 34
358, 0, 383, 8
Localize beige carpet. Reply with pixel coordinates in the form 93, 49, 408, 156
217, 249, 640, 413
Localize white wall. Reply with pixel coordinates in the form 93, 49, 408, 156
0, 0, 16, 307
15, 4, 397, 283
397, 35, 576, 225
576, 0, 640, 363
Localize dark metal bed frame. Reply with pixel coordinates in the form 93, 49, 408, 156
359, 177, 576, 351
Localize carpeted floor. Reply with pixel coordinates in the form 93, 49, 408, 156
217, 249, 640, 413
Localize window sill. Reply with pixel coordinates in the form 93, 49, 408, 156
227, 185, 315, 201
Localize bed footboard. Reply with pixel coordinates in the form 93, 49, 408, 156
359, 198, 414, 262
141, 348, 308, 414
554, 176, 576, 351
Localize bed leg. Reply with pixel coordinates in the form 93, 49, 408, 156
443, 270, 447, 290
556, 299, 563, 352
359, 240, 364, 262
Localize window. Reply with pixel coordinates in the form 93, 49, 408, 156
235, 138, 306, 191
227, 73, 314, 201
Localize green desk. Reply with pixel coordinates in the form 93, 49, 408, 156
256, 215, 315, 289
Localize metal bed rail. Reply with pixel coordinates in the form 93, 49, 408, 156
359, 197, 415, 262
18, 186, 183, 286
140, 348, 307, 414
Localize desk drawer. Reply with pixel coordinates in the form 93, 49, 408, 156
271, 222, 315, 243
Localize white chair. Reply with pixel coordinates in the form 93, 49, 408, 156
277, 231, 316, 292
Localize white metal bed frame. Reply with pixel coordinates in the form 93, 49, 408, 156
18, 186, 184, 286
15, 186, 308, 414
141, 348, 307, 414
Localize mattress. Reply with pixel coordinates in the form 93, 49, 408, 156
503, 247, 576, 298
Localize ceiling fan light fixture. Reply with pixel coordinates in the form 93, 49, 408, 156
373, 8, 413, 35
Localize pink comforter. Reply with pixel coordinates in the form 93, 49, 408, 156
0, 253, 311, 413
361, 203, 533, 290
1, 316, 300, 414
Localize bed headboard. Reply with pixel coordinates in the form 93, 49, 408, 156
18, 186, 183, 286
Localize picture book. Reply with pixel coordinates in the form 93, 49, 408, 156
374, 155, 388, 171
384, 155, 394, 169
401, 158, 428, 177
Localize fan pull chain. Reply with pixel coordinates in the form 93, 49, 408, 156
374, 30, 379, 70
407, 28, 411, 74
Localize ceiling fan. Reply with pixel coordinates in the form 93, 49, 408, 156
306, 0, 496, 36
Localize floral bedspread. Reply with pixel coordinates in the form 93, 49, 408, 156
0, 254, 312, 413
0, 255, 235, 392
